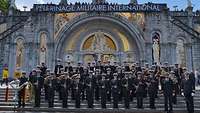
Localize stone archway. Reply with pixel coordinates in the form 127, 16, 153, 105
55, 13, 145, 65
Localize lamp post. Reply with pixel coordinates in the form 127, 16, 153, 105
173, 5, 178, 11
23, 6, 27, 11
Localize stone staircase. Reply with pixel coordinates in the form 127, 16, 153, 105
0, 87, 200, 112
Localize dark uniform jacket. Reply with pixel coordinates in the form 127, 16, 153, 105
163, 79, 173, 96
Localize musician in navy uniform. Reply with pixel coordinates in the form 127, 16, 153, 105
95, 60, 104, 72
129, 71, 137, 101
54, 59, 63, 77
99, 73, 107, 108
94, 69, 101, 101
163, 73, 173, 113
40, 62, 47, 77
79, 67, 88, 100
73, 73, 81, 108
121, 72, 130, 109
71, 68, 77, 100
111, 73, 119, 108
44, 72, 57, 108
174, 63, 182, 94
147, 70, 158, 109
76, 62, 84, 74
57, 68, 65, 100
170, 71, 179, 104
106, 68, 112, 102
65, 61, 73, 76
18, 71, 28, 108
60, 72, 71, 108
182, 72, 195, 113
85, 71, 95, 108
135, 71, 147, 109
117, 67, 123, 102
44, 69, 50, 101
33, 69, 44, 107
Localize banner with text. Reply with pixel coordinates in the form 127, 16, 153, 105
33, 3, 167, 13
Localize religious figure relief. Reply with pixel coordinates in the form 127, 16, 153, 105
16, 39, 24, 68
83, 31, 117, 62
152, 33, 160, 65
39, 33, 47, 64
90, 31, 113, 52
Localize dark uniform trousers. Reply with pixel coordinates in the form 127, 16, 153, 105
137, 95, 143, 108
123, 87, 130, 109
48, 87, 55, 108
100, 87, 107, 108
148, 79, 158, 109
79, 82, 86, 100
136, 83, 146, 109
44, 84, 49, 100
185, 95, 194, 113
61, 88, 68, 108
86, 87, 94, 108
164, 94, 173, 112
183, 79, 195, 113
71, 83, 76, 100
163, 80, 173, 112
112, 87, 119, 108
95, 85, 100, 101
34, 86, 41, 107
106, 85, 111, 102
172, 84, 179, 104
18, 87, 26, 107
75, 88, 81, 108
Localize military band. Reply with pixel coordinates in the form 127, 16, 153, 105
9, 60, 195, 113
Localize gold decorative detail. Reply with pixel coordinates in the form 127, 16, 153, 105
119, 13, 145, 30
54, 13, 84, 39
117, 31, 130, 51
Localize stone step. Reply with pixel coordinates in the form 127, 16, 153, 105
1, 88, 200, 110
2, 106, 200, 112
2, 98, 200, 104
0, 102, 196, 108
0, 102, 199, 108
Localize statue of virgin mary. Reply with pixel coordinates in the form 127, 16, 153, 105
152, 37, 160, 65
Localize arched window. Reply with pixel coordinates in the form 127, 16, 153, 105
39, 32, 47, 64
176, 39, 186, 67
152, 32, 161, 65
16, 38, 24, 68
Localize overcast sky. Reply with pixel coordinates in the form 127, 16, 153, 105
16, 0, 200, 11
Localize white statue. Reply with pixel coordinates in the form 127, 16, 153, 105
152, 38, 160, 65
9, 0, 16, 8
16, 39, 24, 67
187, 0, 192, 7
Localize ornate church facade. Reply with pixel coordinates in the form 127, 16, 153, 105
0, 0, 200, 77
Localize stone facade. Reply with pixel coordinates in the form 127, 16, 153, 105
0, 2, 200, 78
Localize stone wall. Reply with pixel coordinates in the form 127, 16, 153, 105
0, 9, 199, 77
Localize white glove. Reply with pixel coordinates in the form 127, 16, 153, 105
191, 93, 195, 96
181, 93, 184, 96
